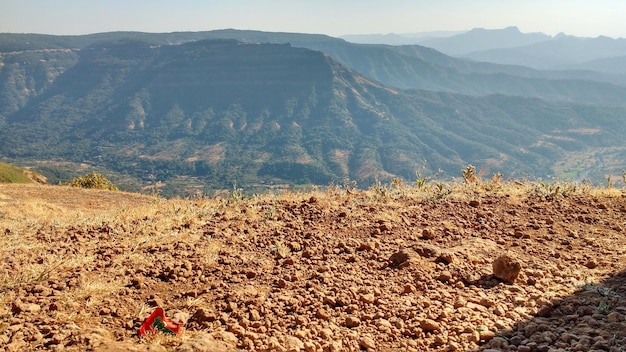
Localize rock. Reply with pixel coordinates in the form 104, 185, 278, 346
192, 307, 217, 323
419, 319, 440, 332
171, 310, 190, 325
421, 229, 436, 239
130, 277, 145, 289
268, 336, 287, 352
359, 293, 375, 304
413, 244, 441, 258
328, 340, 343, 352
345, 316, 361, 328
285, 335, 304, 351
492, 254, 522, 284
359, 335, 376, 349
585, 259, 598, 269
389, 248, 416, 268
469, 200, 480, 207
437, 271, 453, 282
479, 329, 496, 341
303, 341, 316, 352
523, 322, 537, 337
316, 308, 331, 320
436, 252, 456, 264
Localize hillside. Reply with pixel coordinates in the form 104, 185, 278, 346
1, 181, 625, 351
2, 37, 626, 195
0, 162, 47, 184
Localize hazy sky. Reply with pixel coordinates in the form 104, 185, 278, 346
2, 0, 625, 38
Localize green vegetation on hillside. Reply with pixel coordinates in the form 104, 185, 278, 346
0, 162, 34, 183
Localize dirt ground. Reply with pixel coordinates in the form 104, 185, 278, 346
1, 181, 625, 351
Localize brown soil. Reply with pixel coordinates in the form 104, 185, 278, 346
1, 182, 626, 351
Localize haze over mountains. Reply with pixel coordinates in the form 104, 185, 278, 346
1, 28, 625, 195
342, 26, 626, 73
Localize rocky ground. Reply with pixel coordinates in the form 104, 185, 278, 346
1, 181, 626, 351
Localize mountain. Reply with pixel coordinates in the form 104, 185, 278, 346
570, 55, 626, 75
2, 37, 626, 195
418, 26, 552, 56
4, 30, 626, 108
339, 31, 463, 45
464, 34, 626, 70
293, 41, 626, 105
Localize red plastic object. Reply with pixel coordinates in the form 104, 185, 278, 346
138, 307, 182, 336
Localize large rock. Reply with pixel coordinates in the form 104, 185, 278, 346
389, 248, 417, 268
492, 254, 522, 284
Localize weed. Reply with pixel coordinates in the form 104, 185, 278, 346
415, 176, 427, 189
529, 180, 577, 199
426, 182, 452, 202
462, 164, 478, 183
369, 179, 390, 200
228, 182, 246, 204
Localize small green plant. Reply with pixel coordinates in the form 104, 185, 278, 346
68, 171, 118, 191
427, 182, 452, 202
415, 174, 427, 189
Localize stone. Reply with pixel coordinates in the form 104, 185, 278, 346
303, 341, 316, 352
492, 254, 522, 284
479, 329, 496, 341
192, 307, 217, 323
359, 293, 375, 304
437, 271, 453, 282
389, 248, 415, 268
419, 318, 440, 332
585, 259, 598, 269
359, 335, 376, 349
285, 335, 304, 351
345, 316, 361, 328
413, 244, 441, 258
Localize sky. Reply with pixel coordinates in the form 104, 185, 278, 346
1, 0, 626, 38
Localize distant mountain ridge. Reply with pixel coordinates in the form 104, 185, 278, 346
341, 27, 626, 74
339, 31, 463, 45
464, 34, 626, 71
1, 32, 626, 195
419, 26, 552, 56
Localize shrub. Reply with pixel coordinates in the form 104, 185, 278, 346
68, 171, 118, 191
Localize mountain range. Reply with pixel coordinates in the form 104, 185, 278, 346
342, 26, 626, 74
1, 30, 625, 195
